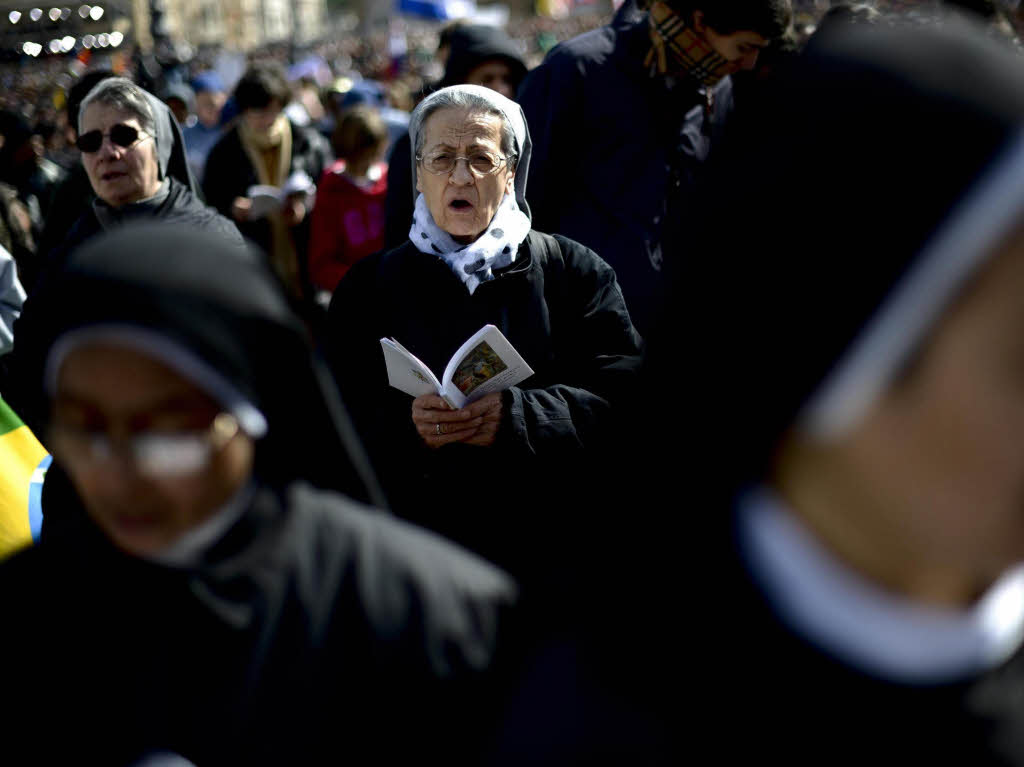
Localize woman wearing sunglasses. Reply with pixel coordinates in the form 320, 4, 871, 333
42, 78, 243, 281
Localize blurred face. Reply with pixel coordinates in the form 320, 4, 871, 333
465, 59, 517, 100
778, 224, 1024, 604
415, 107, 514, 244
243, 100, 283, 136
693, 11, 768, 73
195, 90, 226, 128
50, 343, 254, 558
80, 103, 161, 208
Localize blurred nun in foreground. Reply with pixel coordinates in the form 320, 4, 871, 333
0, 222, 516, 765
634, 13, 1024, 764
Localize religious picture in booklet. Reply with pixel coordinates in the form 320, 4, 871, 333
380, 325, 533, 410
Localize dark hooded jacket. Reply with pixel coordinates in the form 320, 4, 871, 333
383, 25, 529, 250
0, 222, 518, 765
516, 5, 734, 337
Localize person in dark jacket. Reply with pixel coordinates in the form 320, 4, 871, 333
327, 85, 642, 584
202, 62, 332, 299
0, 221, 517, 765
639, 15, 1024, 763
384, 24, 528, 250
45, 77, 244, 274
518, 0, 790, 336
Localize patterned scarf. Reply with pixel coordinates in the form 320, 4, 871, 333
645, 1, 733, 87
409, 192, 531, 295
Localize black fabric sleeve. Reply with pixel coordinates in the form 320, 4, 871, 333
504, 235, 643, 456
201, 135, 239, 218
517, 55, 579, 237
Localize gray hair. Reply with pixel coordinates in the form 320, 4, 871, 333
410, 89, 518, 169
78, 77, 157, 138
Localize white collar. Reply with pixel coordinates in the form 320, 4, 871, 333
408, 192, 530, 294
145, 483, 254, 568
738, 486, 1024, 683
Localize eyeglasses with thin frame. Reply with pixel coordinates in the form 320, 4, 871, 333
50, 412, 240, 478
76, 123, 151, 154
416, 150, 512, 177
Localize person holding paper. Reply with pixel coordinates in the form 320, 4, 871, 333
326, 84, 643, 579
203, 62, 332, 299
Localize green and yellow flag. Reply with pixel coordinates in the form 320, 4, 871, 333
0, 397, 48, 558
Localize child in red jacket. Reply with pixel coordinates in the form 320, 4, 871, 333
309, 106, 389, 297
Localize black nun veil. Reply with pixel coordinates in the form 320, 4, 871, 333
16, 221, 385, 531
140, 86, 199, 195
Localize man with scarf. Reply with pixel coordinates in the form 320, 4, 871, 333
518, 0, 791, 337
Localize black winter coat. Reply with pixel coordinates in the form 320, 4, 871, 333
202, 120, 332, 281
517, 14, 733, 336
326, 231, 642, 581
42, 175, 245, 279
0, 481, 517, 765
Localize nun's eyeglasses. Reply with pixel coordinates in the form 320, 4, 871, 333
76, 123, 150, 154
416, 150, 511, 177
50, 412, 240, 478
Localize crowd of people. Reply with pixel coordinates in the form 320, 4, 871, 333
0, 0, 1023, 763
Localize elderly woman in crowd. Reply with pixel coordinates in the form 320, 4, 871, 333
383, 23, 530, 249
0, 222, 516, 765
203, 62, 332, 299
326, 84, 642, 581
45, 77, 242, 273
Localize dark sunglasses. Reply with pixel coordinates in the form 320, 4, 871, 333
76, 123, 147, 153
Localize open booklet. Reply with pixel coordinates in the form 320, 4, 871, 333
246, 170, 316, 219
381, 325, 534, 409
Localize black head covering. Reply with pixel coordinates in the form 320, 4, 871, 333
144, 87, 198, 194
647, 15, 1024, 493
15, 221, 384, 507
440, 25, 529, 91
79, 77, 199, 195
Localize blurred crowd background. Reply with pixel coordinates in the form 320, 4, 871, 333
0, 0, 1016, 180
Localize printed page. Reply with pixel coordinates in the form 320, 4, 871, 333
380, 338, 442, 399
247, 185, 283, 219
282, 170, 315, 197
441, 325, 534, 407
